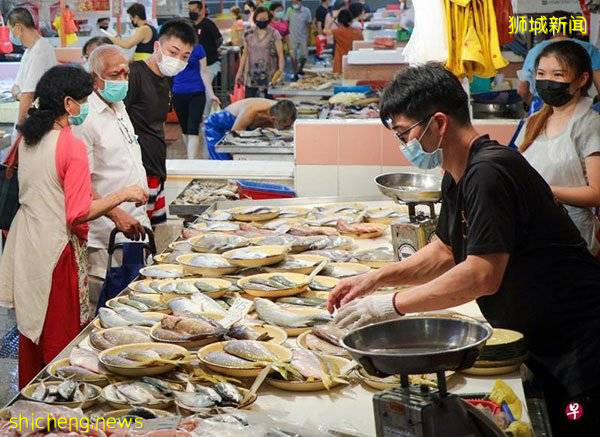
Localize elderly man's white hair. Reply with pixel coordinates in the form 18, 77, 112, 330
88, 44, 128, 75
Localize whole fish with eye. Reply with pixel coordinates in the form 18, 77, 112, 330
128, 293, 169, 310
112, 306, 164, 327
29, 381, 96, 403
246, 275, 298, 291
205, 351, 263, 368
174, 281, 199, 294
233, 206, 278, 215
169, 298, 207, 317
90, 326, 152, 350
309, 278, 337, 291
116, 297, 149, 312
288, 349, 345, 389
222, 340, 302, 379
135, 282, 159, 294
254, 298, 331, 328
190, 291, 228, 315
69, 346, 103, 374
98, 308, 132, 328
194, 280, 220, 293
227, 323, 271, 341
272, 258, 316, 270
154, 315, 226, 341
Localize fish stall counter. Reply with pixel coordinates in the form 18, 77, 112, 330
5, 197, 544, 436
215, 128, 295, 161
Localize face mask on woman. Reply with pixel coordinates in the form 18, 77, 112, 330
535, 79, 574, 107
256, 20, 269, 29
275, 11, 285, 19
68, 100, 90, 126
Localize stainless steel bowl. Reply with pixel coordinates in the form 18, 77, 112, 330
341, 317, 492, 376
375, 172, 442, 203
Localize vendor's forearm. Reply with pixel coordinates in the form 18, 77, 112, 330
552, 185, 600, 208
373, 238, 455, 288
17, 93, 34, 125
74, 191, 126, 225
393, 254, 507, 314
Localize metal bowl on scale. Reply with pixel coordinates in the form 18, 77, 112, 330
341, 317, 492, 377
375, 172, 443, 204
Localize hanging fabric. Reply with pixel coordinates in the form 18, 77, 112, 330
444, 0, 508, 79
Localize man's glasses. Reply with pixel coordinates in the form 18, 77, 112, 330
392, 115, 433, 148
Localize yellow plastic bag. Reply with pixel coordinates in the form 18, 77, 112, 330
489, 379, 523, 420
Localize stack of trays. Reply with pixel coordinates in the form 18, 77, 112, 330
462, 329, 527, 376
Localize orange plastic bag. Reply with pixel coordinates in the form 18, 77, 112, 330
229, 84, 245, 103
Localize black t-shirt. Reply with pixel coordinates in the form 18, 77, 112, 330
195, 18, 222, 66
316, 5, 329, 27
436, 135, 600, 396
124, 61, 171, 181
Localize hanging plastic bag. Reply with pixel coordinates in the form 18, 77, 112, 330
229, 83, 245, 103
210, 101, 221, 115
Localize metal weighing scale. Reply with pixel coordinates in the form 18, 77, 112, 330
342, 317, 506, 437
375, 173, 442, 260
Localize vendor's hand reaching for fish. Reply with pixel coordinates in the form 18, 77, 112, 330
110, 208, 145, 241
327, 272, 380, 313
119, 185, 149, 207
333, 293, 402, 331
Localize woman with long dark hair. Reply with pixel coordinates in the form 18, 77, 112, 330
324, 9, 362, 74
517, 40, 600, 255
0, 65, 147, 388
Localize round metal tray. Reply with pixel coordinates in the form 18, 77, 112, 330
375, 173, 442, 203
341, 317, 492, 376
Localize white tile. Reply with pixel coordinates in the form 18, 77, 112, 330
338, 166, 384, 197
295, 165, 339, 197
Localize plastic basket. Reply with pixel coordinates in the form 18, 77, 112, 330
236, 180, 295, 199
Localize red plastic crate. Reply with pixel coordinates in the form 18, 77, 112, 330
238, 188, 295, 200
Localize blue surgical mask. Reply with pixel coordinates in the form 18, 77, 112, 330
9, 31, 22, 46
68, 101, 89, 126
400, 118, 443, 170
98, 78, 129, 103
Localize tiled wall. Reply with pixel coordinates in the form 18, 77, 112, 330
294, 119, 520, 197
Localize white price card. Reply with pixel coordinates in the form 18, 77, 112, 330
218, 297, 254, 329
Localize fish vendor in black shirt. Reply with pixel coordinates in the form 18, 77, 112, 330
125, 19, 196, 226
327, 63, 600, 436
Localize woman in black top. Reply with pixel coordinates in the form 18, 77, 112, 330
112, 3, 158, 61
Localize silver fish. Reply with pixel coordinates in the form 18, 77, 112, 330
309, 279, 335, 291
141, 377, 180, 395
236, 206, 277, 215
195, 281, 220, 292
149, 281, 163, 293
113, 306, 164, 327
214, 382, 243, 407
188, 254, 233, 268
57, 380, 77, 401
366, 208, 403, 219
323, 265, 361, 278
169, 298, 206, 317
193, 385, 222, 404
290, 349, 335, 384
312, 324, 348, 344
98, 308, 131, 328
159, 282, 179, 293
227, 324, 270, 341
201, 210, 233, 221
305, 250, 356, 263
129, 293, 168, 310
91, 327, 152, 350
356, 246, 394, 262
31, 382, 47, 401
141, 267, 182, 279
304, 333, 348, 356
70, 346, 102, 373
204, 222, 240, 232
205, 351, 260, 368
277, 297, 326, 307
173, 390, 216, 409
273, 258, 315, 269
254, 298, 332, 328
116, 383, 161, 404
176, 281, 199, 294
136, 282, 158, 294
223, 340, 276, 362
227, 248, 271, 260
117, 297, 150, 312
269, 275, 297, 288
190, 292, 227, 315
57, 365, 101, 379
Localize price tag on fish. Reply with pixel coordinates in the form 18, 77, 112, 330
218, 297, 254, 329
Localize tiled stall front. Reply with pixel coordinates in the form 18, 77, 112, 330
294, 119, 520, 197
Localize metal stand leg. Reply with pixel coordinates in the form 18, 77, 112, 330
400, 374, 410, 388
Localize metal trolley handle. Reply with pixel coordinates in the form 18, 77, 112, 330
106, 227, 157, 272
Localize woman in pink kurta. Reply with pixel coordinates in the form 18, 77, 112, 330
0, 65, 148, 388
